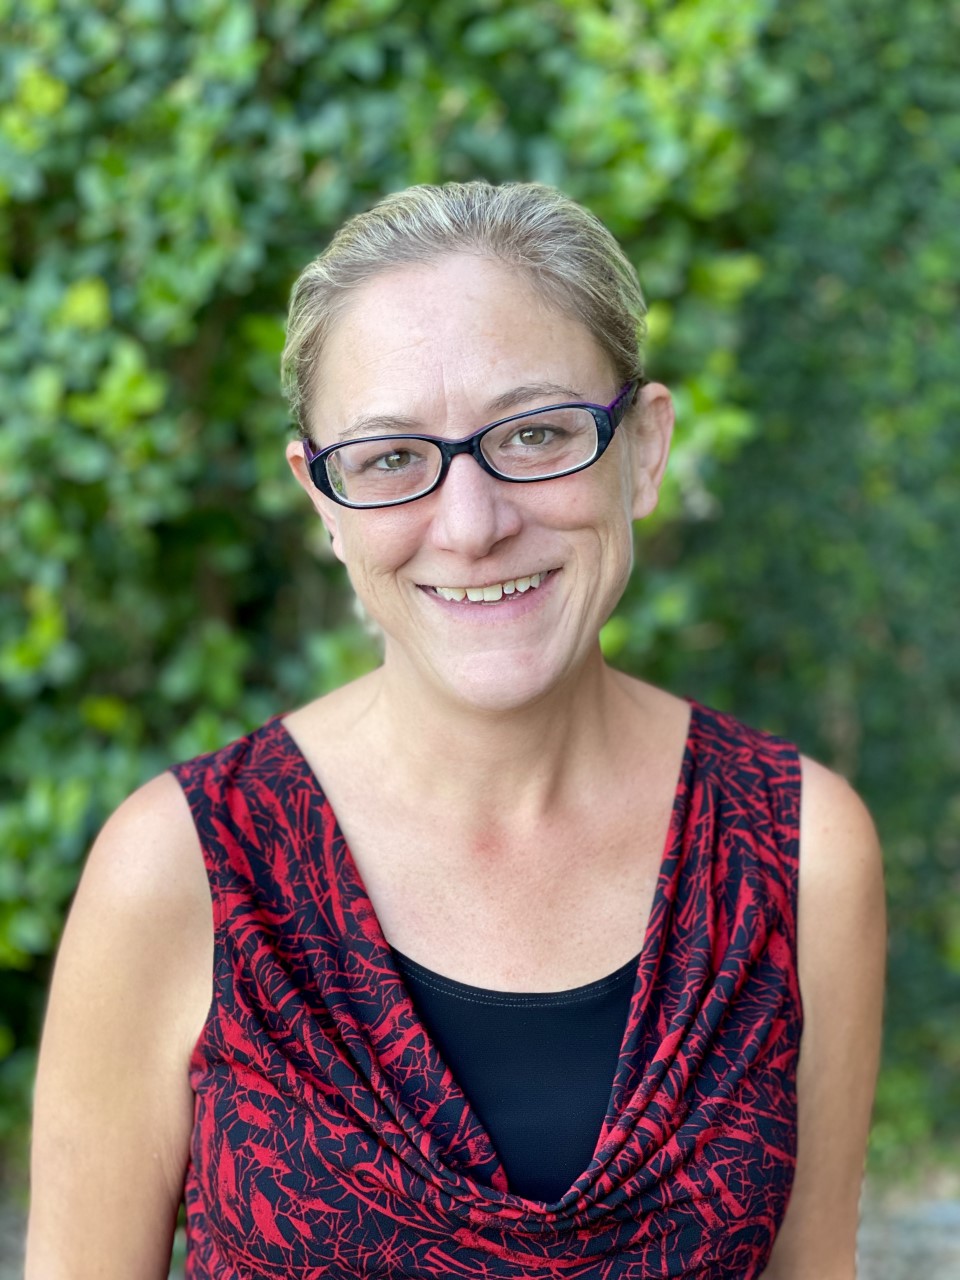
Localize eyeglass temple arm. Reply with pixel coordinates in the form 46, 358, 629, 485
609, 378, 644, 417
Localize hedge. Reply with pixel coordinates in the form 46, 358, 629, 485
2, 0, 956, 1180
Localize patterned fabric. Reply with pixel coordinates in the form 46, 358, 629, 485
170, 700, 802, 1279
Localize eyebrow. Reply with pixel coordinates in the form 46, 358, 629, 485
335, 382, 585, 442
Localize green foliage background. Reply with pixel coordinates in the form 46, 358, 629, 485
1, 0, 957, 1182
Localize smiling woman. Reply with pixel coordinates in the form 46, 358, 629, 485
25, 182, 885, 1280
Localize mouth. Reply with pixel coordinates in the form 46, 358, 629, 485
423, 569, 558, 603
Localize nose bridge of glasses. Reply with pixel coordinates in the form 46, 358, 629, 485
433, 428, 499, 476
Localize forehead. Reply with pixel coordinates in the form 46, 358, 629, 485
309, 254, 614, 439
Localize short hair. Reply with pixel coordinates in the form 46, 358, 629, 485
281, 180, 647, 439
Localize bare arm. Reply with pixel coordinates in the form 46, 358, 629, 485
761, 756, 887, 1280
25, 772, 213, 1280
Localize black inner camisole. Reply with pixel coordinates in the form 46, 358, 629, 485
390, 946, 640, 1204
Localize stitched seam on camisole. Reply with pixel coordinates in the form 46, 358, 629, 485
390, 950, 642, 1008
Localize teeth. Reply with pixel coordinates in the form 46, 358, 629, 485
433, 571, 549, 602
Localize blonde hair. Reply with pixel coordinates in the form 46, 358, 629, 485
281, 180, 647, 438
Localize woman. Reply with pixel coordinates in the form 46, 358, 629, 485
26, 182, 885, 1279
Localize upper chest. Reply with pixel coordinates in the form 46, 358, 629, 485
280, 687, 693, 993
319, 780, 678, 992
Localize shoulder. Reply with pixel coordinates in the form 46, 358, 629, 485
77, 768, 207, 930
797, 754, 886, 941
794, 754, 886, 1043
58, 769, 213, 1054
34, 770, 212, 1165
794, 754, 886, 1076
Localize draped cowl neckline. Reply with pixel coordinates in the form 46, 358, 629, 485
172, 698, 802, 1278
266, 708, 694, 1215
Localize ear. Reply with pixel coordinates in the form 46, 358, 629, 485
285, 439, 347, 563
626, 381, 675, 521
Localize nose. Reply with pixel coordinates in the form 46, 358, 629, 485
425, 453, 524, 558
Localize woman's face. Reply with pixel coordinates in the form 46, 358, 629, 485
287, 253, 673, 714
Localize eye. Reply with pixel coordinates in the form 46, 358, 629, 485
344, 445, 422, 473
372, 449, 414, 471
512, 425, 558, 447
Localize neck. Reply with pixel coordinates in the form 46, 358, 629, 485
352, 646, 644, 828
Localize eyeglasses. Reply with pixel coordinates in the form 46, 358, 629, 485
303, 380, 642, 509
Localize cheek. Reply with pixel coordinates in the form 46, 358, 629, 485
337, 512, 423, 584
545, 465, 633, 543
576, 479, 636, 587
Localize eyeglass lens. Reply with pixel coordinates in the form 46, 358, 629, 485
325, 406, 600, 506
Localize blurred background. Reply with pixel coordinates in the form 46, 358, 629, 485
1, 0, 958, 1259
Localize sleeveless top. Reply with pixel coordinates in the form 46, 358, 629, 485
390, 944, 641, 1204
170, 699, 802, 1280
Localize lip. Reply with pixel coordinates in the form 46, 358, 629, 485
418, 568, 560, 619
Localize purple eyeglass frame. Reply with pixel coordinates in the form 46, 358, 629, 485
302, 379, 644, 509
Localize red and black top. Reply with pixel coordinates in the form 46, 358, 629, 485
170, 699, 802, 1279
